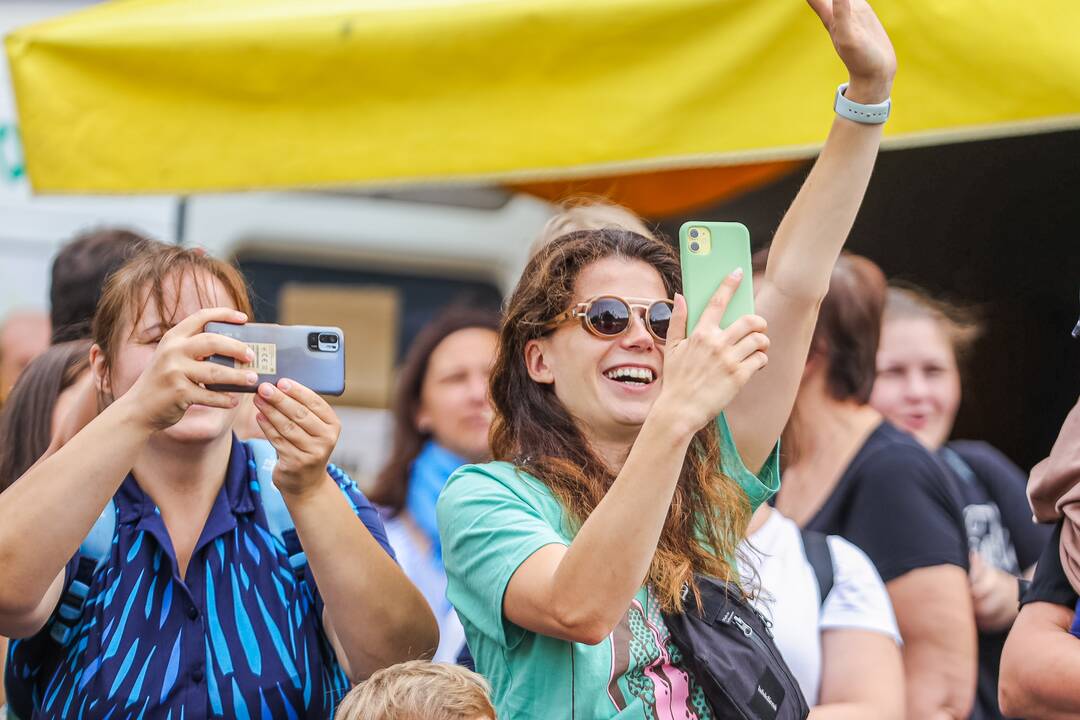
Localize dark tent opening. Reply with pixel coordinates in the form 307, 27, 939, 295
663, 129, 1080, 470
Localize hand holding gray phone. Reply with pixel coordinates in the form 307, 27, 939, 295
205, 322, 345, 396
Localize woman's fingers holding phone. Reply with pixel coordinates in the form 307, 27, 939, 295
730, 330, 770, 364
255, 378, 341, 497
165, 307, 247, 343
253, 381, 327, 442
186, 359, 258, 391
725, 315, 769, 383
694, 268, 743, 334
121, 307, 249, 430
186, 331, 254, 364
665, 293, 689, 347
254, 386, 314, 451
184, 385, 242, 411
277, 379, 338, 426
721, 313, 767, 343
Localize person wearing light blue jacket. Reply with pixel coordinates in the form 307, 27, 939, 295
371, 308, 500, 663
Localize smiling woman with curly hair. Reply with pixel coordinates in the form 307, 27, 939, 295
436, 1, 899, 714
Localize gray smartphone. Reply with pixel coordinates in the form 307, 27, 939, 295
205, 322, 345, 396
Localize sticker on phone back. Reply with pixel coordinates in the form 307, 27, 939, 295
237, 342, 277, 375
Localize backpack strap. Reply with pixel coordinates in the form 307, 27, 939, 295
800, 529, 835, 608
940, 445, 978, 486
246, 439, 307, 580
49, 500, 116, 645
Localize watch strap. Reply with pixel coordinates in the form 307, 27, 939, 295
834, 82, 891, 124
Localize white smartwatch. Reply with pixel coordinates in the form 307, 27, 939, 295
834, 82, 891, 124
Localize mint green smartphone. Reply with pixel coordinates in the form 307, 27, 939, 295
679, 221, 754, 333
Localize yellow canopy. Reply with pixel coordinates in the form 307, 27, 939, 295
6, 0, 1080, 193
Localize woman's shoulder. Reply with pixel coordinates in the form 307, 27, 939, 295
440, 461, 557, 508
848, 423, 948, 485
822, 533, 901, 640
826, 533, 886, 585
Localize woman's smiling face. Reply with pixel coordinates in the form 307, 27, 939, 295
870, 316, 961, 450
525, 257, 671, 448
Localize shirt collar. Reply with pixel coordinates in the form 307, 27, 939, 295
115, 434, 257, 525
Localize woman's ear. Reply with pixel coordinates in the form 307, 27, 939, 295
88, 344, 111, 397
524, 338, 555, 385
414, 403, 432, 434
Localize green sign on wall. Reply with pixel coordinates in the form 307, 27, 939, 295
0, 123, 25, 184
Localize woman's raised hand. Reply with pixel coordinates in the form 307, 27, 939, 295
656, 269, 770, 436
121, 307, 258, 430
252, 379, 341, 498
808, 0, 896, 101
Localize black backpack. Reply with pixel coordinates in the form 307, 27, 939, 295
663, 576, 810, 720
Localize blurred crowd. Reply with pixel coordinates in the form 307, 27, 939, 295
1, 2, 1079, 720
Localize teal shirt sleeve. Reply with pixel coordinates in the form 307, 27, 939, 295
716, 412, 780, 511
436, 464, 568, 649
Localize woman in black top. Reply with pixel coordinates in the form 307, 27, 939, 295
1000, 521, 1080, 717
871, 285, 1051, 719
772, 253, 977, 720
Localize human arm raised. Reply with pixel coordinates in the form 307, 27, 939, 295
726, 0, 897, 471
503, 273, 769, 643
253, 378, 439, 680
0, 308, 255, 636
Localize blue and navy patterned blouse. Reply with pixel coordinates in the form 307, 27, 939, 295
5, 436, 395, 720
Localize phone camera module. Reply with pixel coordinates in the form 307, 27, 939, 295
317, 333, 340, 353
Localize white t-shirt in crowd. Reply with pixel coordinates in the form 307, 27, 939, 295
382, 514, 466, 663
740, 510, 901, 705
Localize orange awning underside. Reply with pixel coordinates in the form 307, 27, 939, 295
512, 160, 804, 217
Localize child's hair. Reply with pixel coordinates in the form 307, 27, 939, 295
335, 661, 495, 720
530, 196, 657, 257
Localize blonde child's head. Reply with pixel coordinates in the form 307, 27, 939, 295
335, 661, 496, 720
530, 197, 656, 258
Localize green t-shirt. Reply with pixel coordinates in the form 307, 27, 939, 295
436, 413, 780, 720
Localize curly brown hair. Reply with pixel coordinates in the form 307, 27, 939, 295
490, 228, 751, 612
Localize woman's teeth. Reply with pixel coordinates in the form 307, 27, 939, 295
604, 367, 655, 384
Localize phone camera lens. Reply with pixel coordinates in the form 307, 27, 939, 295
307, 332, 319, 351
689, 229, 699, 239
315, 333, 340, 353
689, 241, 701, 253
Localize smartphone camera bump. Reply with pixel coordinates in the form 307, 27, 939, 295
317, 333, 340, 353
687, 226, 711, 255
307, 332, 339, 352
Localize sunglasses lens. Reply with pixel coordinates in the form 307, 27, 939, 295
587, 297, 631, 336
648, 302, 673, 340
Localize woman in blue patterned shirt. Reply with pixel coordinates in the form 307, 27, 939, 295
0, 244, 438, 719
